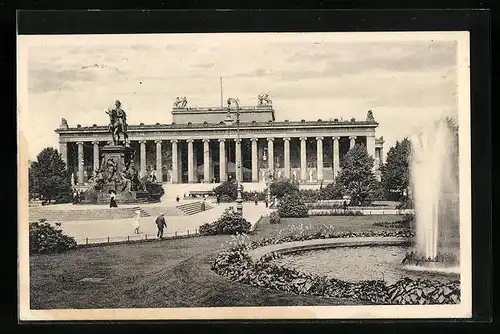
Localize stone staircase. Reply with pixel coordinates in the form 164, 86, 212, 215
29, 206, 150, 222
176, 201, 213, 216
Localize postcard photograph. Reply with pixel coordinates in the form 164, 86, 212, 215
17, 31, 471, 320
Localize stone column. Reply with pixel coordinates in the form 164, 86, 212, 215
267, 138, 274, 177
332, 136, 340, 180
92, 141, 99, 172
251, 138, 258, 182
316, 137, 324, 182
235, 138, 242, 182
366, 135, 376, 171
349, 136, 357, 150
155, 140, 163, 182
219, 139, 226, 182
187, 139, 194, 183
203, 139, 210, 183
139, 140, 147, 178
76, 141, 84, 184
300, 137, 307, 182
283, 137, 291, 179
171, 140, 178, 183
59, 142, 68, 168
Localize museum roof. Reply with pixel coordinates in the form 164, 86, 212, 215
56, 119, 379, 133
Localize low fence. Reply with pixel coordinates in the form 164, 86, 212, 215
75, 228, 200, 248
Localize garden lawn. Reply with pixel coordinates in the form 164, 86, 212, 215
30, 214, 401, 309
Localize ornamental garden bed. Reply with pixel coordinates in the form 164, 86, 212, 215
211, 229, 460, 305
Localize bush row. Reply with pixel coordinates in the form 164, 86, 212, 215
211, 230, 460, 305
372, 214, 415, 228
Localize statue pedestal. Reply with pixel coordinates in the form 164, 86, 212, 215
96, 145, 140, 204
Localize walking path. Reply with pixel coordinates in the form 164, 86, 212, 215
56, 202, 270, 245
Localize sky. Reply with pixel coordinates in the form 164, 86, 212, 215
19, 33, 461, 160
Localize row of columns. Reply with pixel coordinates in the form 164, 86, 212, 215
67, 135, 374, 185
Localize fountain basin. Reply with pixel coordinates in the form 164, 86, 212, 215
249, 238, 459, 285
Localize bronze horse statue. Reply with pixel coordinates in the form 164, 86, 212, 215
106, 107, 128, 145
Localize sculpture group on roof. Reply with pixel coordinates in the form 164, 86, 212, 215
257, 93, 272, 106
173, 96, 188, 108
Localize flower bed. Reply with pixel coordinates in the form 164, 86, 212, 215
211, 230, 460, 305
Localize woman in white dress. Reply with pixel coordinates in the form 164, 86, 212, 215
133, 210, 141, 234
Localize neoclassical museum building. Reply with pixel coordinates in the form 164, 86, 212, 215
55, 98, 385, 187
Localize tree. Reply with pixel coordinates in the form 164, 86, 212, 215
269, 179, 299, 199
380, 138, 411, 201
29, 147, 72, 203
319, 182, 344, 200
336, 144, 378, 206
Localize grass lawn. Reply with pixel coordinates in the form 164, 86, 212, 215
30, 214, 403, 309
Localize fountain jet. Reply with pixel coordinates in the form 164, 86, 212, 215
410, 117, 460, 262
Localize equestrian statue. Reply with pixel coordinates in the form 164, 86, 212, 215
105, 100, 129, 145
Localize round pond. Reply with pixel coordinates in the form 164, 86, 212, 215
269, 245, 460, 285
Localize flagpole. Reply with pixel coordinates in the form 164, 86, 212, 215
220, 77, 223, 108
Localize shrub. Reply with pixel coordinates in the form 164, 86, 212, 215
269, 211, 281, 224
214, 180, 239, 201
242, 190, 266, 202
54, 191, 72, 204
29, 219, 77, 255
144, 180, 165, 201
298, 189, 320, 203
270, 180, 299, 199
278, 193, 308, 218
199, 207, 251, 235
319, 182, 344, 200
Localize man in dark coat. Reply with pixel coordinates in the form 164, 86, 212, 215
155, 213, 167, 239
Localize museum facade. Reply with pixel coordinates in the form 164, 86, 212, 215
55, 101, 385, 186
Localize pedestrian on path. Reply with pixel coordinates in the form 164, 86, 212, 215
156, 213, 167, 239
201, 198, 206, 211
216, 194, 220, 205
109, 190, 118, 208
133, 210, 141, 234
254, 194, 258, 206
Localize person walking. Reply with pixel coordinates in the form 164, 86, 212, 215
254, 194, 258, 206
216, 194, 220, 205
109, 190, 118, 208
133, 210, 141, 234
155, 213, 167, 239
201, 197, 206, 211
176, 195, 180, 203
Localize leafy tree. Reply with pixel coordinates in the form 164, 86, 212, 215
269, 179, 299, 199
213, 180, 244, 201
319, 182, 344, 200
29, 147, 72, 203
380, 138, 411, 201
336, 144, 378, 206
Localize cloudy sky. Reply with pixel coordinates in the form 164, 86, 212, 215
19, 33, 461, 160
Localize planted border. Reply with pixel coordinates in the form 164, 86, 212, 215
211, 230, 460, 305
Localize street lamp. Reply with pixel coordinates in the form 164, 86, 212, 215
227, 97, 243, 215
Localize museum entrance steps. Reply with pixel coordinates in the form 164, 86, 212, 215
176, 201, 213, 216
